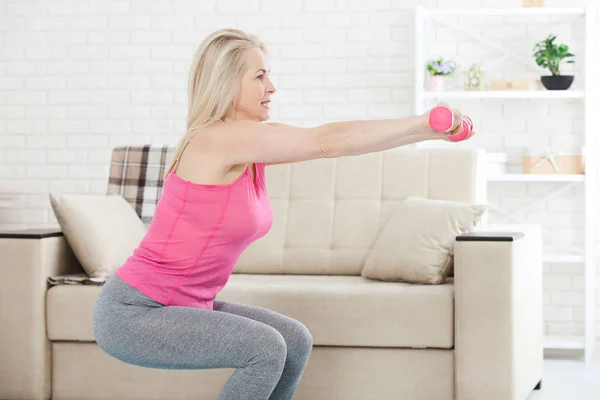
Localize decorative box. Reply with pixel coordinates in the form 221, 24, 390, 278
523, 0, 545, 7
490, 79, 541, 91
522, 150, 584, 174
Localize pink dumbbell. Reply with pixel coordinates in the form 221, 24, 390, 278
428, 106, 473, 142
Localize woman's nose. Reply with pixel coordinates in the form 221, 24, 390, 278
266, 77, 276, 94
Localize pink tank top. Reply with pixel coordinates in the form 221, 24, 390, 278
115, 154, 273, 310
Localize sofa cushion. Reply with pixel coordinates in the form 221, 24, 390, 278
362, 196, 486, 284
47, 274, 454, 348
49, 193, 147, 279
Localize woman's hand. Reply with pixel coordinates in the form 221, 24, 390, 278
421, 102, 476, 142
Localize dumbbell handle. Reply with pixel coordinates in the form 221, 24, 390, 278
428, 106, 472, 142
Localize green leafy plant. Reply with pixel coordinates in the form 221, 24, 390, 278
426, 57, 457, 77
533, 35, 575, 76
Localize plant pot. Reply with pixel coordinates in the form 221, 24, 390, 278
540, 75, 574, 90
426, 75, 445, 92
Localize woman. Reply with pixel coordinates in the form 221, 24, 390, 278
93, 28, 474, 400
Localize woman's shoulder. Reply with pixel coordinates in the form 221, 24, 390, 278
180, 123, 267, 185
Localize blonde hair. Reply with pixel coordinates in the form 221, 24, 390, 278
164, 28, 267, 178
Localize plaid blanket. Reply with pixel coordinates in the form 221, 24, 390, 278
48, 273, 106, 286
48, 145, 176, 287
107, 145, 176, 225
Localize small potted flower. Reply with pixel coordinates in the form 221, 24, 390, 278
533, 34, 575, 90
425, 57, 457, 92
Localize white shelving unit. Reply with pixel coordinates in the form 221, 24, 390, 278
422, 90, 585, 99
487, 173, 586, 182
414, 6, 597, 362
425, 7, 586, 16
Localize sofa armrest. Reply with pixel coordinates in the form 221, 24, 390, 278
0, 229, 80, 400
454, 224, 544, 400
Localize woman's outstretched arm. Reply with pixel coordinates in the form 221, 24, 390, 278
206, 106, 474, 166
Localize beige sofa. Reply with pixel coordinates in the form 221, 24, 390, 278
0, 147, 543, 400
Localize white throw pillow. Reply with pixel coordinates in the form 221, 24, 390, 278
362, 196, 486, 284
49, 193, 147, 279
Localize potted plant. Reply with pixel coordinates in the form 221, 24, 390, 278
533, 34, 575, 90
425, 57, 457, 92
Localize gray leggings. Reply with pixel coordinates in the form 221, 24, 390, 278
92, 274, 313, 400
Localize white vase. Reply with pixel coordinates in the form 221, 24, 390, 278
427, 75, 445, 92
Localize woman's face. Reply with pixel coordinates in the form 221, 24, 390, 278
227, 47, 276, 122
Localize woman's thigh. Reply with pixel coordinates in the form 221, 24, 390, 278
213, 300, 313, 348
93, 276, 286, 370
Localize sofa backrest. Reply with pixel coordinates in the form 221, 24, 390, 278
108, 146, 487, 275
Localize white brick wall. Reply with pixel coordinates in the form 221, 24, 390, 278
1, 0, 599, 341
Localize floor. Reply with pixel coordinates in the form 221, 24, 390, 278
527, 351, 600, 400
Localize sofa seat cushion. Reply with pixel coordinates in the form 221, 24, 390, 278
46, 274, 454, 348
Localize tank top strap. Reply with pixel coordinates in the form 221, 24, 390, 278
171, 130, 203, 174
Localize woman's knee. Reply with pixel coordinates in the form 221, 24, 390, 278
250, 325, 288, 367
287, 319, 313, 355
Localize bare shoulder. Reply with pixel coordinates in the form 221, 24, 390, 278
211, 120, 296, 137
198, 120, 276, 159
173, 123, 237, 185
190, 119, 322, 167
209, 119, 266, 133
192, 121, 272, 175
264, 121, 293, 128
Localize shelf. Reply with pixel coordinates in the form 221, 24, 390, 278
544, 336, 585, 350
487, 174, 585, 182
426, 7, 586, 17
416, 4, 597, 362
421, 90, 585, 100
544, 254, 585, 263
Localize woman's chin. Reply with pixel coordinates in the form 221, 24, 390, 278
259, 110, 270, 120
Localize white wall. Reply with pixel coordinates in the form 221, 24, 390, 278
1, 0, 598, 341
